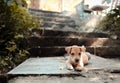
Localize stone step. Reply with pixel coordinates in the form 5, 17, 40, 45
29, 8, 62, 14
29, 8, 70, 18
29, 9, 77, 28
41, 21, 76, 27
36, 13, 71, 19
41, 22, 66, 27
42, 20, 75, 24
29, 46, 120, 58
38, 16, 73, 23
8, 56, 120, 83
27, 37, 120, 47
31, 29, 109, 38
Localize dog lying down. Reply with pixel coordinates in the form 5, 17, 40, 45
65, 45, 91, 71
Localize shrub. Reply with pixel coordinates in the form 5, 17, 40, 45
0, 0, 40, 74
96, 6, 120, 32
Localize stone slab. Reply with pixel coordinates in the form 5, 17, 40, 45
8, 57, 71, 75
8, 54, 120, 75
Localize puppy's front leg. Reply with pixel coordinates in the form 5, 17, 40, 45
75, 64, 84, 71
66, 61, 74, 70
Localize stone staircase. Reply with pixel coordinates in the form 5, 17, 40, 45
29, 8, 78, 30
28, 9, 120, 58
27, 29, 120, 58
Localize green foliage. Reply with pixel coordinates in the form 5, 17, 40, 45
0, 0, 40, 74
3, 0, 27, 7
96, 6, 120, 32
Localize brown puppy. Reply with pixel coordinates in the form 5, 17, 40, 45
65, 45, 90, 70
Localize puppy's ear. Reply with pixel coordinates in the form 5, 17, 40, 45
65, 46, 72, 54
80, 45, 86, 52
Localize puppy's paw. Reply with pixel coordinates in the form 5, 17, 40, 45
67, 65, 74, 70
83, 67, 88, 72
75, 67, 84, 71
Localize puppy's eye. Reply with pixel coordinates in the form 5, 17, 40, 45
78, 53, 81, 55
71, 53, 74, 56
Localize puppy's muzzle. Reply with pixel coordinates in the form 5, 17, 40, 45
75, 59, 79, 63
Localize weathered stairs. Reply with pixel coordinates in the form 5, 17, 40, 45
29, 8, 78, 30
28, 29, 120, 58
28, 9, 120, 58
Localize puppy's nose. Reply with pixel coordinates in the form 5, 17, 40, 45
75, 59, 79, 63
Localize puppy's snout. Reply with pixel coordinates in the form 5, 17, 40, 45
75, 59, 79, 63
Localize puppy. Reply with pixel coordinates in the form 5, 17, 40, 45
65, 45, 91, 70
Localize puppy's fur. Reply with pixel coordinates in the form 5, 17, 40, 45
65, 45, 90, 70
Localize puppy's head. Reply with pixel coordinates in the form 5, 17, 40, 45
65, 45, 86, 63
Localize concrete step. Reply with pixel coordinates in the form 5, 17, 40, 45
29, 8, 70, 18
27, 37, 120, 47
38, 16, 71, 22
41, 21, 76, 27
29, 8, 77, 28
29, 46, 120, 58
42, 20, 75, 24
31, 29, 109, 38
36, 14, 71, 19
41, 22, 66, 27
8, 56, 120, 83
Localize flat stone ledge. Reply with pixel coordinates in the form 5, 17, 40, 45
8, 54, 120, 76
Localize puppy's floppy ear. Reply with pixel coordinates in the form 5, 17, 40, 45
80, 45, 86, 52
65, 46, 72, 54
